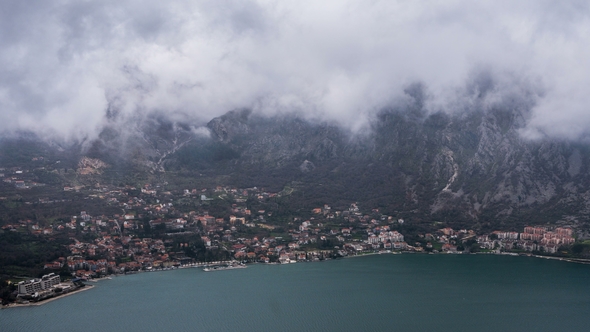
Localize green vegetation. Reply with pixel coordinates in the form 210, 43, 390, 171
571, 243, 590, 258
0, 232, 72, 277
2, 106, 590, 286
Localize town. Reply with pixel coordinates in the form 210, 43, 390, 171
0, 158, 586, 305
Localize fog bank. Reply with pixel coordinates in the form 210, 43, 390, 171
1, 1, 589, 141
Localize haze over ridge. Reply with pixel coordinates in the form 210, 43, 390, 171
1, 0, 589, 142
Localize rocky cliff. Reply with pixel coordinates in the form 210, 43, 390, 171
3, 98, 590, 230
200, 103, 590, 229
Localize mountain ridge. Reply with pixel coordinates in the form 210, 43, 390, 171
2, 103, 590, 231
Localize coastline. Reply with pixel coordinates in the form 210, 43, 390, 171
343, 251, 400, 259
4, 251, 590, 309
345, 250, 590, 266
1, 285, 94, 309
531, 254, 590, 265
3, 254, 590, 331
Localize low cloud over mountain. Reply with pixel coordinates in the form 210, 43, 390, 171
2, 1, 590, 141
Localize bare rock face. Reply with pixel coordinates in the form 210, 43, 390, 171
77, 157, 108, 175
84, 114, 199, 173
66, 99, 583, 228
207, 109, 345, 166
207, 109, 252, 143
5, 91, 590, 229
201, 103, 590, 226
299, 160, 315, 173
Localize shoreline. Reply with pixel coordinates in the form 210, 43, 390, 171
1, 285, 94, 309
343, 251, 401, 259
344, 250, 590, 266
4, 251, 590, 308
531, 254, 590, 265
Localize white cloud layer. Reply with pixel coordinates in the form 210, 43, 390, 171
1, 0, 590, 141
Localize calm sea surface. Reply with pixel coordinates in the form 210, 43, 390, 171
2, 254, 590, 331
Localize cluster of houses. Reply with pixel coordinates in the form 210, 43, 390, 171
229, 236, 338, 264
67, 236, 170, 274
367, 229, 406, 250
0, 164, 48, 190
226, 205, 413, 263
416, 226, 576, 254
33, 194, 417, 277
34, 186, 580, 280
477, 226, 575, 253
3, 162, 583, 279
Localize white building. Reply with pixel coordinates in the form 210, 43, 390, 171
18, 273, 61, 295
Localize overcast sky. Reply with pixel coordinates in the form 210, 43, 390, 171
1, 0, 589, 141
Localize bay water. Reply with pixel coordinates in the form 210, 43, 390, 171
2, 254, 590, 331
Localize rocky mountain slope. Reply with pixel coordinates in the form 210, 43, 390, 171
3, 93, 590, 230
200, 103, 590, 230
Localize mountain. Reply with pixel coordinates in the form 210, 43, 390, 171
3, 94, 590, 232
198, 100, 590, 231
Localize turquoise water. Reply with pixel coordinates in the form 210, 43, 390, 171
2, 254, 590, 331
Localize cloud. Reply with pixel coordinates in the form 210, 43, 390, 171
1, 0, 590, 141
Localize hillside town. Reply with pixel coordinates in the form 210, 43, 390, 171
2, 176, 581, 279
0, 160, 586, 306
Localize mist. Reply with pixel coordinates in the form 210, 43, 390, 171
1, 0, 590, 142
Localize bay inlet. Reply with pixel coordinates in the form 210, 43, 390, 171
2, 254, 590, 331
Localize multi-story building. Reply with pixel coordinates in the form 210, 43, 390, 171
555, 227, 573, 237
18, 273, 60, 295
